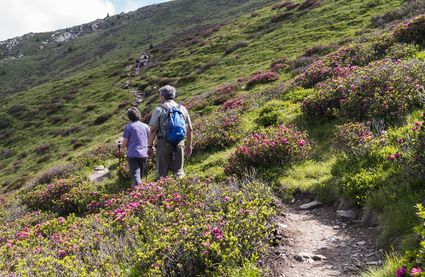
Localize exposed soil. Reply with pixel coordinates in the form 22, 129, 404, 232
262, 201, 383, 277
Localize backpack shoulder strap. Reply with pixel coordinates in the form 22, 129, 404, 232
159, 104, 169, 112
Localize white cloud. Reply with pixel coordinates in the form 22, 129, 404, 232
121, 0, 170, 12
0, 0, 116, 41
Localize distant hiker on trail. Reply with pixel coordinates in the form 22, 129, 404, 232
135, 58, 141, 70
142, 53, 149, 67
122, 107, 150, 187
147, 85, 193, 179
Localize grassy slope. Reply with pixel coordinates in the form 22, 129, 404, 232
2, 0, 423, 275
0, 0, 276, 97
0, 0, 403, 189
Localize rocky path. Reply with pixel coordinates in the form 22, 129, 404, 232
264, 201, 383, 277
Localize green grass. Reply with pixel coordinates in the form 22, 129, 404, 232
1, 0, 425, 275
0, 0, 404, 188
278, 158, 334, 193
361, 253, 402, 277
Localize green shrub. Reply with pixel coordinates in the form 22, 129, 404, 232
296, 45, 375, 88
193, 101, 245, 152
22, 177, 101, 216
256, 102, 285, 127
2, 178, 275, 276
225, 125, 311, 175
386, 43, 418, 60
302, 59, 425, 121
332, 122, 374, 156
393, 14, 425, 45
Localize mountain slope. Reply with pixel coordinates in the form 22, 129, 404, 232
0, 0, 404, 189
1, 0, 425, 275
0, 0, 276, 97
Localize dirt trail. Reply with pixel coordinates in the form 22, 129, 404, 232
264, 202, 383, 277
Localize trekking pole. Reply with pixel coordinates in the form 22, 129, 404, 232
144, 157, 149, 182
118, 141, 123, 174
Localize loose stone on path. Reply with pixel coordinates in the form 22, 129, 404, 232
299, 200, 322, 210
89, 165, 110, 182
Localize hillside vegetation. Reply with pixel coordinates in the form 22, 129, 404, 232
0, 0, 425, 276
0, 0, 275, 96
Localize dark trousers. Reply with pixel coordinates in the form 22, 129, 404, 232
128, 157, 148, 187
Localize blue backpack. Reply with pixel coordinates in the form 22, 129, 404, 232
161, 105, 186, 145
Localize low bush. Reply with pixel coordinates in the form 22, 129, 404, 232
298, 0, 322, 11
331, 117, 424, 207
93, 113, 113, 125
246, 70, 279, 89
193, 108, 244, 152
211, 83, 239, 105
272, 1, 294, 10
0, 117, 11, 129
372, 0, 425, 27
36, 164, 79, 185
225, 125, 311, 175
224, 42, 248, 56
413, 112, 425, 178
270, 12, 293, 23
0, 148, 14, 159
2, 178, 274, 276
8, 105, 28, 118
296, 45, 374, 88
303, 44, 336, 57
386, 43, 418, 60
393, 14, 425, 45
270, 57, 290, 72
302, 59, 425, 121
332, 122, 374, 156
35, 144, 50, 155
256, 103, 285, 127
22, 177, 101, 216
394, 203, 425, 276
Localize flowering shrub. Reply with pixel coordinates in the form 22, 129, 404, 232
302, 59, 425, 120
270, 57, 290, 72
225, 125, 311, 175
183, 95, 209, 111
35, 164, 79, 185
184, 84, 239, 111
22, 178, 102, 215
332, 122, 374, 156
413, 112, 425, 178
246, 70, 279, 89
193, 107, 244, 152
393, 14, 425, 45
296, 45, 374, 88
1, 178, 275, 276
211, 83, 239, 105
332, 117, 424, 206
395, 204, 425, 277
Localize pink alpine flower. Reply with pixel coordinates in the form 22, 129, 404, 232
58, 249, 67, 259
298, 140, 306, 147
396, 266, 407, 277
410, 267, 423, 276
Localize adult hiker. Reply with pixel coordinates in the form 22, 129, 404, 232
142, 53, 149, 67
122, 107, 150, 187
147, 85, 193, 179
135, 58, 141, 70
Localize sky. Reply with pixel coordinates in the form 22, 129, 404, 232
0, 0, 171, 41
